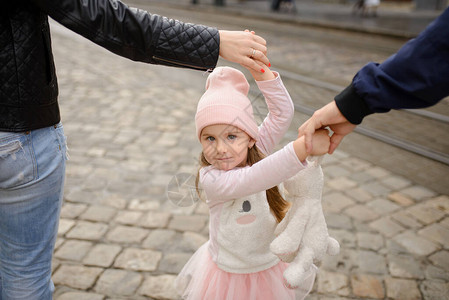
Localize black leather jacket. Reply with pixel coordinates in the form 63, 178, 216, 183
0, 0, 220, 132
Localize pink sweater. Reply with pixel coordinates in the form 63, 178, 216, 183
199, 73, 307, 273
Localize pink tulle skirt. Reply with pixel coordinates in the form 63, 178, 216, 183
175, 243, 317, 300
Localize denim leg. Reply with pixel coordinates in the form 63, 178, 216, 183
0, 124, 67, 300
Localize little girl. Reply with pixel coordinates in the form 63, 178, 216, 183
175, 66, 330, 300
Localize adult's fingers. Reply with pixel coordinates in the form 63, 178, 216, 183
251, 48, 270, 67
252, 34, 267, 49
241, 56, 266, 73
329, 133, 344, 154
298, 117, 320, 153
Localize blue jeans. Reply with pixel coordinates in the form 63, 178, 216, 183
0, 123, 67, 300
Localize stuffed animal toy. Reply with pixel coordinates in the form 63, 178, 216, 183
270, 157, 340, 289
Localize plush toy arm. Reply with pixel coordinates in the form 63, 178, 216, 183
270, 197, 310, 260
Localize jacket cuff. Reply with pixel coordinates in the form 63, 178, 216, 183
334, 83, 373, 125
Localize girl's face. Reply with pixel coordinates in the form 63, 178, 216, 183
200, 124, 255, 171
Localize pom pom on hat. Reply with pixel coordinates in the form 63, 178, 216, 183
195, 67, 258, 141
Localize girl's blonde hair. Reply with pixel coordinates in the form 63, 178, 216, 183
195, 146, 290, 223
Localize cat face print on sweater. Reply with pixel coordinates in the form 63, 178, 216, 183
216, 191, 279, 273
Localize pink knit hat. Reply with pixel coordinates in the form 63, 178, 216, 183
195, 67, 258, 141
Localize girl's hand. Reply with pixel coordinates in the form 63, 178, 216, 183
310, 129, 331, 156
293, 129, 330, 162
218, 30, 270, 73
245, 62, 275, 81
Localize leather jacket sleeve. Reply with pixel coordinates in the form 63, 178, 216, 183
31, 0, 220, 71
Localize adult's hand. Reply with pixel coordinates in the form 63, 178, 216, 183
298, 101, 357, 154
219, 30, 270, 73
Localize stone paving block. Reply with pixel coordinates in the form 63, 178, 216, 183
388, 192, 415, 206
152, 174, 176, 187
364, 166, 391, 178
344, 187, 373, 203
440, 217, 449, 229
427, 195, 449, 213
369, 216, 405, 238
406, 203, 446, 225
385, 277, 421, 300
168, 215, 208, 232
400, 185, 437, 201
429, 250, 449, 271
425, 265, 449, 281
80, 205, 117, 222
65, 190, 97, 204
128, 199, 161, 211
386, 239, 410, 256
106, 225, 149, 244
65, 164, 93, 178
55, 238, 65, 250
358, 250, 387, 274
180, 231, 208, 252
391, 211, 423, 229
316, 270, 350, 296
388, 254, 425, 279
114, 210, 144, 225
83, 176, 108, 191
52, 265, 103, 290
52, 258, 60, 273
356, 232, 383, 251
340, 157, 371, 172
54, 240, 93, 261
420, 280, 449, 300
138, 211, 171, 228
194, 201, 209, 215
98, 194, 127, 209
60, 203, 88, 219
351, 274, 384, 299
367, 198, 401, 215
66, 221, 108, 241
114, 248, 162, 271
142, 229, 177, 251
323, 165, 351, 179
327, 177, 357, 191
381, 175, 412, 190
58, 219, 76, 236
418, 224, 449, 247
325, 213, 353, 230
393, 231, 440, 256
139, 275, 179, 300
344, 204, 379, 222
83, 244, 122, 267
94, 269, 142, 297
360, 181, 392, 197
159, 252, 192, 274
348, 170, 375, 184
57, 292, 105, 300
329, 229, 356, 249
322, 192, 355, 213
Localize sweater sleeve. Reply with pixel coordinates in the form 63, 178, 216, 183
200, 142, 305, 207
254, 72, 295, 155
32, 0, 219, 71
335, 7, 449, 125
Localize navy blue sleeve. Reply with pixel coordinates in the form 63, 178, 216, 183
335, 7, 449, 124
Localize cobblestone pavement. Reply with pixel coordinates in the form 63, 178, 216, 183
50, 20, 448, 300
